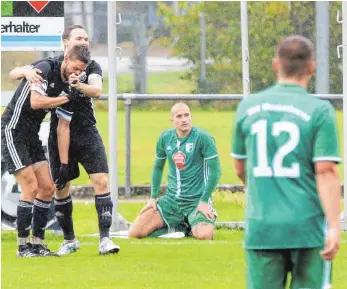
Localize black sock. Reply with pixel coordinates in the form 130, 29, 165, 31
17, 200, 33, 239
95, 193, 113, 239
54, 195, 75, 240
32, 198, 51, 240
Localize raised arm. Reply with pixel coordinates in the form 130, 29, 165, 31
9, 65, 43, 83
70, 74, 102, 98
69, 62, 103, 99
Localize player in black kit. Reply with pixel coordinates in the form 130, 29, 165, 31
3, 44, 90, 257
11, 25, 120, 256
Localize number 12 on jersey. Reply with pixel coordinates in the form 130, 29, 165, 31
251, 120, 300, 178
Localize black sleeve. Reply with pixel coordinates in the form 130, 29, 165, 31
30, 61, 52, 96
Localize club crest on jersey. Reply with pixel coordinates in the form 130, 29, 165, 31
172, 151, 186, 170
186, 143, 194, 153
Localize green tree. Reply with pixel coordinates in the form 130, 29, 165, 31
157, 1, 342, 95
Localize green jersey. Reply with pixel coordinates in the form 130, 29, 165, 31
155, 126, 219, 202
232, 83, 341, 249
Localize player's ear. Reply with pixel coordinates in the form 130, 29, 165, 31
307, 60, 315, 76
272, 58, 279, 73
63, 38, 69, 49
64, 56, 69, 64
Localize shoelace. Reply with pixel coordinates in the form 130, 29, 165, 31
36, 244, 51, 252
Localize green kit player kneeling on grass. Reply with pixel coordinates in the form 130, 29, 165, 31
129, 102, 221, 240
232, 35, 341, 289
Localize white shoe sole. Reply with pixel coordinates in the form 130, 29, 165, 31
58, 247, 80, 256
99, 246, 120, 255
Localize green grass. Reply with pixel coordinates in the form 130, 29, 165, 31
109, 71, 195, 94
0, 105, 344, 186
72, 109, 344, 186
2, 198, 347, 289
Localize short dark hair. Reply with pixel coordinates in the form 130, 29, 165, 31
276, 35, 314, 77
66, 44, 90, 64
62, 25, 85, 40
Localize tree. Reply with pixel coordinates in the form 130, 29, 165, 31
157, 1, 342, 94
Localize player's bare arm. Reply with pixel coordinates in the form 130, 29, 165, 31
9, 65, 43, 83
234, 159, 246, 183
57, 119, 71, 164
69, 73, 102, 98
315, 161, 341, 260
30, 90, 69, 110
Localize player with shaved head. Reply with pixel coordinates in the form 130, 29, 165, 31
129, 102, 221, 240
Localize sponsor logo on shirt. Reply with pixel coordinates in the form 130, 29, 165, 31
186, 143, 194, 153
166, 145, 172, 151
172, 151, 186, 170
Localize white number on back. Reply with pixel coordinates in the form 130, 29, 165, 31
251, 120, 300, 178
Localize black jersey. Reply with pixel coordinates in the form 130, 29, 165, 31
1, 57, 68, 138
50, 55, 103, 133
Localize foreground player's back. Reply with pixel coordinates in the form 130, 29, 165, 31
233, 82, 340, 249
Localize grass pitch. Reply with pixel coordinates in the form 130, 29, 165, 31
72, 109, 344, 186
2, 197, 347, 289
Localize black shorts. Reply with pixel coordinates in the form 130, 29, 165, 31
1, 129, 46, 174
48, 125, 109, 183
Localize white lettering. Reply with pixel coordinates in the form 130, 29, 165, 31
246, 103, 311, 122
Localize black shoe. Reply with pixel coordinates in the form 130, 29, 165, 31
32, 244, 60, 257
17, 243, 37, 258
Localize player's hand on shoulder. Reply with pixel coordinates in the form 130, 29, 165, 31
24, 67, 43, 84
140, 198, 158, 215
320, 228, 340, 260
194, 201, 215, 220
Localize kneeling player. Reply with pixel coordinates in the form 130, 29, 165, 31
128, 103, 221, 240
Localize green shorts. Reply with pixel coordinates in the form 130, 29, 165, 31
246, 248, 332, 289
156, 196, 216, 229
